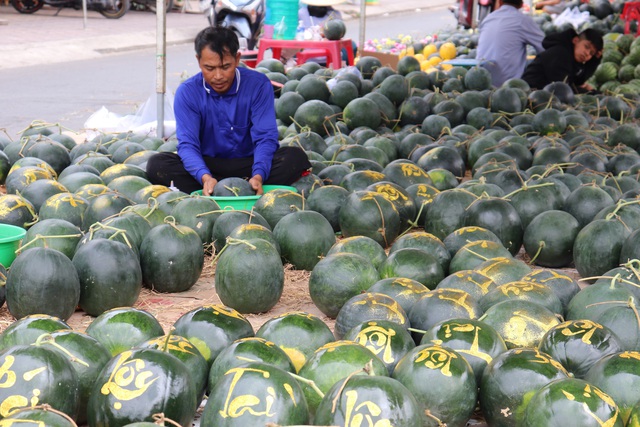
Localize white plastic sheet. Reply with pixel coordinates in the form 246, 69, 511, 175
553, 7, 590, 29
83, 90, 176, 139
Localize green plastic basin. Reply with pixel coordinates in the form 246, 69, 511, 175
191, 184, 298, 211
0, 223, 26, 267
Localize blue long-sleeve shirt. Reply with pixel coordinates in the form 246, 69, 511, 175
476, 5, 545, 87
174, 67, 279, 184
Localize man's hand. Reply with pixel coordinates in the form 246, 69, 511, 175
581, 82, 595, 92
249, 174, 264, 195
202, 174, 218, 196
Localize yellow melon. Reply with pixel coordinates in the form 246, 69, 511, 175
439, 42, 457, 60
423, 44, 437, 57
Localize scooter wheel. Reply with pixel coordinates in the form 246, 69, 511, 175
99, 0, 129, 18
11, 0, 44, 13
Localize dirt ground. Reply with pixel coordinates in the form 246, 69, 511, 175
28, 255, 337, 335
1, 247, 581, 336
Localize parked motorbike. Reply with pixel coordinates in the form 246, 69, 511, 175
130, 0, 173, 13
450, 0, 495, 29
11, 0, 129, 18
207, 0, 266, 50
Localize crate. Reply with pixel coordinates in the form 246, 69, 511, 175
361, 51, 400, 70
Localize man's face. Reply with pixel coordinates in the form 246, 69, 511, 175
198, 46, 241, 94
573, 37, 598, 64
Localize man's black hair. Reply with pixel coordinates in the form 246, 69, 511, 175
194, 26, 239, 59
579, 28, 604, 53
501, 0, 523, 7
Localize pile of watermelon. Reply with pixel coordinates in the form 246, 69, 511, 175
2, 48, 640, 425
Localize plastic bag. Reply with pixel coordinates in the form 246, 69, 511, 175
553, 7, 590, 29
327, 66, 363, 90
84, 90, 176, 139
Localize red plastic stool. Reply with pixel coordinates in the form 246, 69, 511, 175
621, 2, 640, 36
295, 48, 328, 65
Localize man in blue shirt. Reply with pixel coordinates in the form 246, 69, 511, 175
476, 0, 545, 87
147, 27, 311, 195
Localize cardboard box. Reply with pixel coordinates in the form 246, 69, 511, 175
360, 51, 400, 70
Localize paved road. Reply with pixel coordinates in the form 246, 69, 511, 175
0, 6, 455, 138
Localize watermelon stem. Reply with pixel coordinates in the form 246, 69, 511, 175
119, 207, 152, 226
17, 233, 82, 255
424, 410, 446, 426
34, 333, 90, 368
459, 246, 489, 262
143, 197, 161, 218
163, 216, 186, 235
87, 222, 134, 249
605, 200, 640, 221
17, 120, 72, 137
288, 372, 325, 399
628, 297, 640, 332
330, 360, 376, 412
586, 300, 629, 309
108, 229, 134, 249
405, 201, 427, 232
622, 259, 640, 283
502, 182, 555, 201
162, 329, 174, 352
528, 240, 545, 266
151, 413, 182, 427
370, 196, 389, 248
224, 185, 240, 197
26, 404, 79, 427
0, 128, 14, 143
211, 237, 256, 266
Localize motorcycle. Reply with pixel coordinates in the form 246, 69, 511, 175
449, 0, 495, 29
11, 0, 129, 18
130, 0, 174, 14
207, 0, 266, 50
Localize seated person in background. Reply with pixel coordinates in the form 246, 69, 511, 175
521, 28, 603, 93
476, 0, 545, 87
534, 0, 568, 15
281, 0, 351, 68
299, 0, 344, 28
146, 27, 311, 196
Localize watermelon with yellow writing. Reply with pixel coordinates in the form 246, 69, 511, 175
392, 344, 477, 427
420, 318, 508, 385
172, 305, 254, 369
0, 345, 80, 420
408, 288, 482, 343
208, 337, 295, 392
585, 351, 640, 424
523, 378, 623, 427
334, 292, 409, 340
137, 334, 209, 409
87, 348, 197, 427
38, 330, 111, 425
343, 319, 416, 375
255, 311, 335, 373
367, 277, 429, 315
479, 299, 561, 349
538, 320, 624, 379
479, 348, 569, 427
297, 340, 388, 417
200, 361, 308, 427
314, 375, 423, 427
